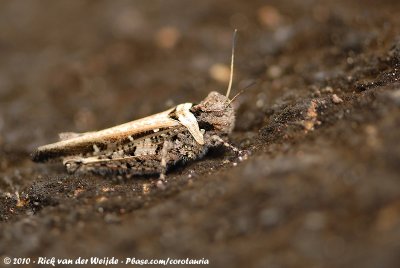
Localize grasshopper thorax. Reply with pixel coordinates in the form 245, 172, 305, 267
190, 91, 235, 136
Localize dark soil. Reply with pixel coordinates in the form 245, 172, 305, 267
1, 0, 400, 267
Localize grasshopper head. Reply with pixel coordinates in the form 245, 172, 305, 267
191, 91, 235, 135
190, 30, 238, 136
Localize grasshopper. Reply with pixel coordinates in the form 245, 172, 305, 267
32, 30, 245, 179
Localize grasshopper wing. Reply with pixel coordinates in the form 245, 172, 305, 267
32, 107, 180, 162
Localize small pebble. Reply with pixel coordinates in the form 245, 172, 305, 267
156, 180, 166, 190
155, 26, 181, 49
332, 94, 343, 104
347, 57, 354, 64
257, 5, 283, 28
365, 125, 380, 149
101, 187, 113, 192
322, 86, 333, 93
267, 65, 283, 79
312, 89, 321, 97
256, 99, 265, 108
209, 64, 231, 83
96, 196, 107, 203
239, 154, 249, 161
73, 188, 84, 197
142, 183, 151, 194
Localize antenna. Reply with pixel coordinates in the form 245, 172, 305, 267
227, 80, 257, 105
226, 29, 237, 98
213, 80, 258, 113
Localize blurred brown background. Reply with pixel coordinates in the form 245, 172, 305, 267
1, 1, 400, 267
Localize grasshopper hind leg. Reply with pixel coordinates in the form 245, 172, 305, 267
62, 154, 162, 177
